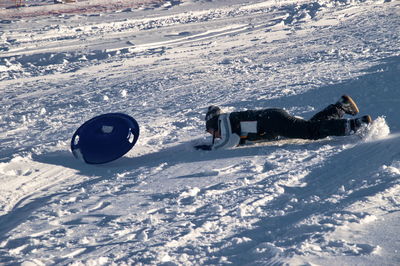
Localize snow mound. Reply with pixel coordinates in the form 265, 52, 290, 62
358, 116, 390, 142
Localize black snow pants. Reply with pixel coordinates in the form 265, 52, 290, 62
255, 104, 349, 140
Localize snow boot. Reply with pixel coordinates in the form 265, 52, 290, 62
336, 95, 359, 116
350, 115, 372, 132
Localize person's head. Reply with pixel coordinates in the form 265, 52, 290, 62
205, 105, 221, 138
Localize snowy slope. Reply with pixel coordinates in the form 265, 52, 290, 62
1, 0, 399, 265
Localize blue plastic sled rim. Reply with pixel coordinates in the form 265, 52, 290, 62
71, 113, 140, 164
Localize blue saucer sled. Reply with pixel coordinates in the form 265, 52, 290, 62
71, 113, 140, 164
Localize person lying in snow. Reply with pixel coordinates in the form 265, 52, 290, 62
196, 95, 372, 150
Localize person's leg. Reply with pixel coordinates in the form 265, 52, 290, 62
258, 109, 349, 140
309, 104, 345, 121
310, 95, 359, 121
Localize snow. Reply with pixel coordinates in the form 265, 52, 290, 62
1, 0, 399, 265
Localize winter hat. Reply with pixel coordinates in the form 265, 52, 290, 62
205, 105, 221, 131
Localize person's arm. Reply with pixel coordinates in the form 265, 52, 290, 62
212, 114, 240, 150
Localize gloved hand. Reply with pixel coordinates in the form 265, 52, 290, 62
194, 144, 213, 151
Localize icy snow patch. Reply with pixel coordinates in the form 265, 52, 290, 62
382, 161, 400, 177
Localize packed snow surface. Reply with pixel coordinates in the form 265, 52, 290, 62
1, 0, 399, 265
